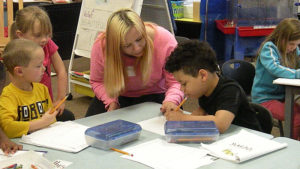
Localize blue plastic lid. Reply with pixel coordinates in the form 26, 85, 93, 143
85, 120, 142, 141
165, 121, 219, 136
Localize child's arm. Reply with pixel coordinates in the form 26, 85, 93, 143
260, 43, 300, 78
0, 129, 22, 155
191, 106, 207, 116
164, 109, 234, 133
28, 109, 59, 133
51, 51, 67, 115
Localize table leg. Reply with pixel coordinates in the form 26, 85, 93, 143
284, 86, 295, 138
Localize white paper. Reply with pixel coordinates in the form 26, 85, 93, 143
21, 121, 89, 153
201, 129, 287, 163
0, 151, 55, 169
273, 78, 300, 87
0, 150, 45, 161
53, 159, 73, 169
122, 139, 214, 169
138, 116, 166, 135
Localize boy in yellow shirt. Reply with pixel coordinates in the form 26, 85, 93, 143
164, 40, 261, 133
0, 39, 59, 138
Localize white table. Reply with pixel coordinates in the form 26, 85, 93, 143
15, 102, 296, 169
273, 78, 300, 138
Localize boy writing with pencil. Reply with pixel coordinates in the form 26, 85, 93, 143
164, 40, 262, 133
0, 39, 59, 138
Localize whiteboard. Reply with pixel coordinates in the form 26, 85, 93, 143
74, 0, 143, 57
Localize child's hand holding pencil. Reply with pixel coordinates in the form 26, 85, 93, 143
160, 97, 187, 114
51, 94, 69, 115
28, 95, 69, 132
164, 97, 188, 121
49, 94, 69, 115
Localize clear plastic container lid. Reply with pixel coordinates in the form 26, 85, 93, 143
165, 121, 219, 136
85, 120, 142, 141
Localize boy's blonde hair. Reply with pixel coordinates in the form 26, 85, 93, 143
257, 18, 300, 69
102, 8, 154, 98
10, 6, 52, 39
2, 39, 41, 75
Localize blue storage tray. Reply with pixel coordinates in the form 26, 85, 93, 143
85, 120, 142, 150
165, 121, 219, 143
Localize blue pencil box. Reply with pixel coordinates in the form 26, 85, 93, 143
85, 120, 142, 150
164, 121, 219, 143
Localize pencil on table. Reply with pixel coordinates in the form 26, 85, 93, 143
111, 147, 133, 157
49, 94, 69, 114
175, 97, 188, 111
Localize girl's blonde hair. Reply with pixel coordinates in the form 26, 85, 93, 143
102, 8, 154, 98
257, 18, 300, 69
10, 6, 52, 39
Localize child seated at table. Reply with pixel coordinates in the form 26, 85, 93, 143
164, 40, 262, 133
0, 39, 59, 138
251, 18, 300, 140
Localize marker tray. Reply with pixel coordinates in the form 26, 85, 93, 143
85, 120, 142, 150
165, 121, 219, 143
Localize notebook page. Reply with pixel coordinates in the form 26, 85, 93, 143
0, 151, 55, 169
201, 129, 287, 163
122, 139, 214, 169
0, 150, 44, 162
21, 121, 89, 153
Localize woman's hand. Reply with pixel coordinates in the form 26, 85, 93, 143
107, 102, 119, 112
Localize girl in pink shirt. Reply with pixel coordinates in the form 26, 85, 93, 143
86, 9, 184, 116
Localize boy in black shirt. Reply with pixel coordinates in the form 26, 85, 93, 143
164, 40, 261, 133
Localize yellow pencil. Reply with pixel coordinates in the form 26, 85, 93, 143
175, 97, 188, 111
111, 147, 133, 157
49, 94, 68, 114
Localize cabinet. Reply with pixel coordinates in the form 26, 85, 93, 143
14, 2, 81, 60
175, 18, 201, 39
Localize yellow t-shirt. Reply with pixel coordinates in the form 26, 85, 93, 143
0, 82, 52, 138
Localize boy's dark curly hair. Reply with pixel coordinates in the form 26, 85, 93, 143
165, 40, 219, 77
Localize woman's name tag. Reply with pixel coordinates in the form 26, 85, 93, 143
127, 66, 136, 77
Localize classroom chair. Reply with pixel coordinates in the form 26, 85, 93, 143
175, 36, 189, 43
250, 102, 273, 134
221, 59, 255, 96
221, 59, 284, 136
0, 0, 23, 55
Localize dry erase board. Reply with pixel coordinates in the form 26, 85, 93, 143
74, 0, 143, 57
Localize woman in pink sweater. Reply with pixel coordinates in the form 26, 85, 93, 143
86, 9, 184, 116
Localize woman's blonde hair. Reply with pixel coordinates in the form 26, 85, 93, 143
10, 6, 52, 39
103, 8, 154, 98
256, 18, 300, 69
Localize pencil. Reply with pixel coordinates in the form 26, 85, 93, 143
49, 94, 69, 114
31, 164, 38, 169
176, 137, 213, 142
111, 147, 133, 157
175, 97, 188, 111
